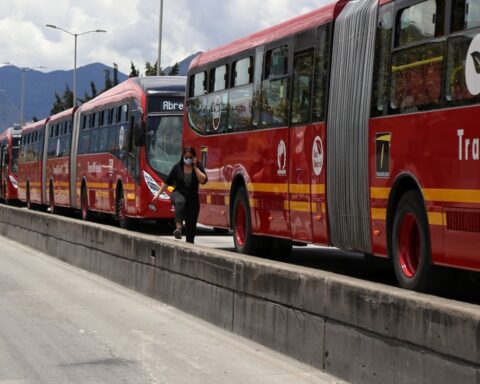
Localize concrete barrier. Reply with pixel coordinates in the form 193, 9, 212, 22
0, 204, 478, 383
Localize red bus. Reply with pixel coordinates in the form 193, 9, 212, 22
44, 108, 76, 213
72, 76, 185, 227
184, 0, 480, 291
18, 119, 48, 208
18, 77, 185, 227
0, 125, 22, 203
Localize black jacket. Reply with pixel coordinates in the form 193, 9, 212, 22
165, 161, 207, 196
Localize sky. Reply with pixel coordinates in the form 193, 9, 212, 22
0, 0, 327, 75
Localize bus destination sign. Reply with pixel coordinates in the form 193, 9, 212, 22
148, 96, 185, 113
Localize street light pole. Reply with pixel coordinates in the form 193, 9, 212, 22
46, 25, 106, 107
157, 0, 163, 76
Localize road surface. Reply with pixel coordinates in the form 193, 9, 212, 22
0, 236, 346, 384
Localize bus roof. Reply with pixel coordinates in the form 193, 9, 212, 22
21, 118, 48, 133
80, 76, 186, 111
191, 1, 342, 69
47, 107, 76, 125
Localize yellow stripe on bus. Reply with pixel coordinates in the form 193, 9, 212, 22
428, 212, 445, 226
372, 187, 480, 205
371, 208, 387, 221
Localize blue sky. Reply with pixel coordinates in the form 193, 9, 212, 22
0, 0, 327, 75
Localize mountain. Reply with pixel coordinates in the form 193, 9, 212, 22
0, 54, 199, 133
0, 90, 20, 131
0, 63, 128, 132
163, 52, 200, 76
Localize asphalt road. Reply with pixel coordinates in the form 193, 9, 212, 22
0, 236, 346, 384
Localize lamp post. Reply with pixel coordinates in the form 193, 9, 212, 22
45, 25, 106, 106
3, 63, 45, 126
157, 0, 164, 76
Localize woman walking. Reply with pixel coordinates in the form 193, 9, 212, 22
154, 147, 207, 243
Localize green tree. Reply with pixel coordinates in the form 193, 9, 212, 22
81, 81, 98, 103
51, 84, 73, 114
113, 63, 119, 86
129, 61, 139, 78
103, 68, 113, 92
145, 61, 157, 76
169, 62, 180, 76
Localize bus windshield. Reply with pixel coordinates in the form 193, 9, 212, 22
146, 115, 183, 178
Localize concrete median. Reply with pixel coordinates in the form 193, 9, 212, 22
0, 205, 478, 383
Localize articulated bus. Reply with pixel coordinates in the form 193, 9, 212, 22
0, 125, 22, 203
18, 76, 186, 227
18, 119, 47, 208
184, 0, 480, 291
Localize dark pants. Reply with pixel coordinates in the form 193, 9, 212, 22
170, 191, 200, 243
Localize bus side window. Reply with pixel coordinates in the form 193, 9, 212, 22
228, 56, 254, 132
290, 49, 314, 125
389, 0, 445, 113
187, 71, 208, 134
371, 5, 393, 117
451, 0, 480, 32
260, 45, 290, 127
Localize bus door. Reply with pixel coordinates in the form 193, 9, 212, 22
288, 48, 315, 243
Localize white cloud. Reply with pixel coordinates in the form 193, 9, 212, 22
0, 0, 328, 75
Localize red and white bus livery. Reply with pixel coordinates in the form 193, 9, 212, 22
73, 76, 185, 227
17, 119, 47, 208
17, 76, 186, 227
184, 0, 480, 291
0, 125, 22, 203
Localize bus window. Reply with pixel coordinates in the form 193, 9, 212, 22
232, 57, 253, 87
261, 45, 290, 126
397, 0, 444, 47
452, 0, 480, 31
210, 65, 229, 92
445, 35, 480, 104
371, 5, 393, 117
291, 49, 314, 125
190, 72, 207, 97
390, 42, 444, 112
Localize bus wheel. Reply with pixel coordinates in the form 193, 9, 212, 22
26, 184, 32, 210
233, 187, 263, 256
49, 184, 56, 214
81, 186, 90, 221
392, 191, 435, 292
116, 187, 132, 230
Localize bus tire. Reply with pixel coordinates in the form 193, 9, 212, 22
116, 186, 133, 230
232, 186, 264, 256
26, 183, 32, 210
392, 190, 436, 292
49, 183, 56, 214
81, 185, 91, 221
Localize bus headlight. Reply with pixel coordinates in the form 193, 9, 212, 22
9, 175, 18, 189
143, 171, 169, 200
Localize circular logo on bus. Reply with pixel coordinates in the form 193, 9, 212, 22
312, 136, 324, 176
277, 140, 287, 176
466, 34, 480, 96
212, 96, 221, 131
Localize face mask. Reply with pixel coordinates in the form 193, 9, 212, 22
183, 157, 193, 165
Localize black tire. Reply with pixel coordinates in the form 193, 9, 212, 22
49, 183, 56, 214
26, 183, 33, 210
392, 190, 436, 292
232, 186, 266, 256
81, 185, 91, 221
116, 187, 133, 230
